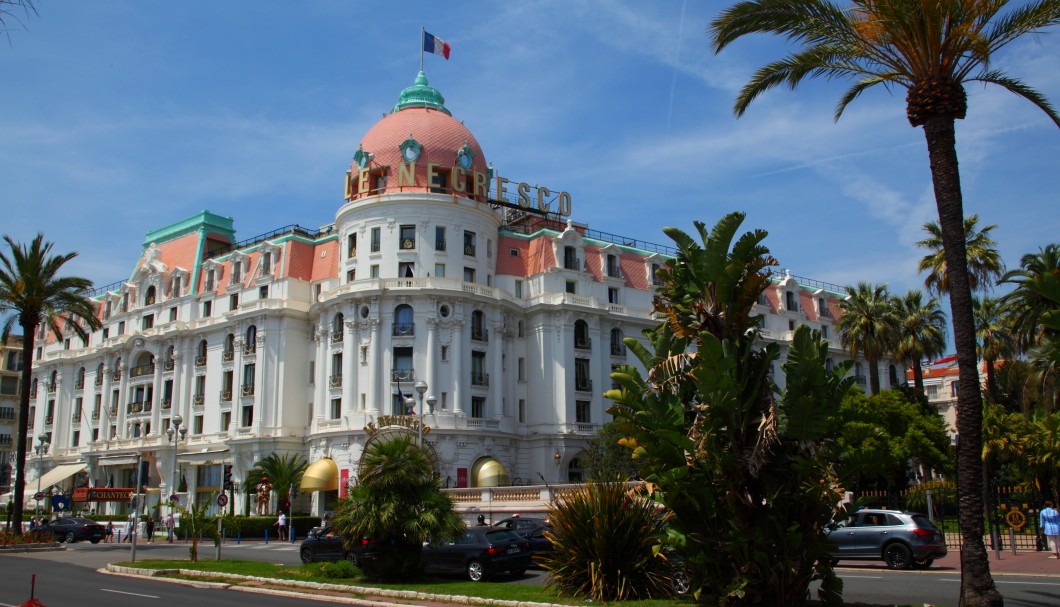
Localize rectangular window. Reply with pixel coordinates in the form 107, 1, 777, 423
463, 267, 475, 283
141, 315, 153, 331
608, 287, 619, 304
117, 321, 125, 335
259, 285, 269, 299
821, 325, 829, 339
308, 361, 315, 383
221, 411, 231, 431
370, 264, 380, 278
950, 382, 959, 398
195, 375, 206, 398
398, 262, 415, 278
242, 363, 255, 393
565, 280, 576, 294
203, 301, 212, 317
261, 252, 273, 274
168, 307, 178, 322
347, 269, 356, 282
518, 357, 525, 382
575, 358, 591, 391
818, 297, 829, 318
440, 345, 449, 361
0, 377, 17, 394
785, 291, 797, 311
576, 400, 591, 424
330, 398, 341, 419
518, 398, 525, 423
205, 270, 215, 291
606, 254, 621, 278
241, 405, 253, 427
471, 396, 486, 419
515, 280, 523, 298
435, 226, 446, 251
72, 430, 80, 447
371, 227, 381, 252
230, 293, 239, 310
434, 263, 445, 278
564, 246, 579, 270
231, 261, 242, 283
193, 414, 204, 434
348, 233, 357, 257
172, 276, 182, 297
399, 225, 416, 249
463, 231, 476, 256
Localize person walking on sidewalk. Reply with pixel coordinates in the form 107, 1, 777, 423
275, 511, 287, 541
1041, 500, 1060, 559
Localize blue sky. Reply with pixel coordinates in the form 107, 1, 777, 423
2, 1, 1058, 306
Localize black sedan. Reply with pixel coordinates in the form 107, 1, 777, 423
299, 526, 365, 564
422, 527, 531, 581
35, 517, 106, 544
491, 516, 553, 558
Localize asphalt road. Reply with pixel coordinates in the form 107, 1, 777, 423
3, 541, 1059, 606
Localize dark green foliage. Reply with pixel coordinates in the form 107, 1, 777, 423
583, 420, 643, 482
542, 482, 676, 601
303, 560, 359, 580
331, 433, 464, 582
608, 212, 848, 606
245, 452, 308, 512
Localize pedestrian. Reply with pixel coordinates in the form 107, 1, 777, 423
145, 517, 156, 543
275, 511, 287, 541
476, 514, 488, 526
165, 512, 175, 543
1041, 500, 1060, 559
106, 520, 114, 543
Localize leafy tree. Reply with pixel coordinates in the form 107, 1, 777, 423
609, 212, 849, 606
835, 282, 897, 395
710, 4, 1060, 604
973, 297, 1017, 405
330, 433, 463, 582
245, 452, 308, 514
1023, 412, 1060, 499
542, 482, 675, 601
1002, 244, 1060, 353
583, 420, 642, 482
178, 499, 221, 562
893, 290, 947, 397
0, 234, 102, 532
917, 215, 1005, 296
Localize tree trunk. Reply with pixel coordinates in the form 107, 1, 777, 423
913, 360, 926, 397
984, 359, 998, 405
11, 320, 38, 532
922, 116, 1002, 607
868, 354, 881, 395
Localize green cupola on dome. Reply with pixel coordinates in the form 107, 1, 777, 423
392, 71, 451, 116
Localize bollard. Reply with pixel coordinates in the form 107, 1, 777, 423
1009, 528, 1017, 556
116, 530, 122, 543
237, 531, 241, 545
265, 529, 269, 545
290, 528, 295, 544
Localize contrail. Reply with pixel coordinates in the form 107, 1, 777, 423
666, 0, 688, 135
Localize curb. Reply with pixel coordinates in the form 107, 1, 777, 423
0, 544, 66, 554
104, 564, 564, 607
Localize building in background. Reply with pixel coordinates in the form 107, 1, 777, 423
13, 73, 887, 518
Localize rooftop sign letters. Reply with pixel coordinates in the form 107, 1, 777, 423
345, 161, 572, 217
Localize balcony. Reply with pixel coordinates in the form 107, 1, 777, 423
163, 359, 175, 371
47, 383, 56, 393
464, 244, 476, 256
220, 390, 232, 402
222, 350, 234, 362
91, 410, 100, 421
392, 323, 415, 337
75, 378, 85, 389
370, 240, 381, 253
29, 388, 37, 399
471, 372, 489, 387
143, 400, 153, 412
610, 344, 626, 357
130, 363, 155, 378
161, 398, 172, 410
391, 368, 414, 382
241, 384, 254, 396
575, 377, 593, 392
45, 414, 54, 425
108, 405, 117, 417
471, 328, 489, 343
331, 332, 344, 343
575, 337, 592, 351
435, 239, 446, 251
193, 393, 204, 406
854, 375, 867, 386
195, 356, 207, 367
329, 374, 342, 388
243, 344, 256, 355
112, 369, 122, 381
26, 419, 34, 430
563, 257, 581, 271
94, 376, 103, 386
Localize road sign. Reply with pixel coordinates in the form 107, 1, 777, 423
33, 491, 44, 501
216, 493, 229, 508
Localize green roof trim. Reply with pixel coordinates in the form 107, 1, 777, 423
143, 211, 236, 249
392, 71, 451, 116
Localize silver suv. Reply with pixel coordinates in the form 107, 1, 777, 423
825, 509, 947, 569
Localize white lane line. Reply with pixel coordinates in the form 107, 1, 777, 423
838, 575, 884, 579
100, 588, 160, 598
995, 580, 1060, 587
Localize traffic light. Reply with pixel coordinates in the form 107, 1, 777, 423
223, 464, 233, 490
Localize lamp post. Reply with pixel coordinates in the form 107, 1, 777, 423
414, 381, 428, 447
165, 414, 187, 542
130, 422, 146, 563
34, 435, 50, 517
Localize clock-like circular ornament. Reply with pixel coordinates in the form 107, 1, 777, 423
353, 146, 373, 169
400, 136, 422, 163
456, 142, 475, 170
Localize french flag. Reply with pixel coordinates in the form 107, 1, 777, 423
423, 31, 451, 59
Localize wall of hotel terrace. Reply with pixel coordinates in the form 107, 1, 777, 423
7, 72, 895, 517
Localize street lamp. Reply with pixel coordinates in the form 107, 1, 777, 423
165, 414, 187, 542
130, 422, 146, 563
34, 435, 50, 516
414, 381, 428, 447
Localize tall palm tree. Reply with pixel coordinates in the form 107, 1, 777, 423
894, 290, 947, 397
973, 297, 1017, 405
836, 282, 898, 395
917, 215, 1006, 295
1001, 244, 1060, 352
245, 452, 307, 514
710, 4, 1060, 604
0, 234, 101, 532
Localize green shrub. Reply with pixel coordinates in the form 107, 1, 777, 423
542, 482, 675, 601
303, 560, 359, 579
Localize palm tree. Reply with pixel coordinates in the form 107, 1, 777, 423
331, 433, 463, 582
836, 282, 898, 395
1001, 244, 1060, 352
973, 297, 1017, 404
710, 4, 1060, 604
0, 234, 101, 532
893, 290, 947, 398
0, 1, 37, 39
245, 452, 307, 514
917, 215, 1006, 295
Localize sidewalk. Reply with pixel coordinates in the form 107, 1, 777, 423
837, 549, 1060, 577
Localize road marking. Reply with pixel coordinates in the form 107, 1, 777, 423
100, 589, 160, 598
838, 575, 884, 580
995, 580, 1060, 587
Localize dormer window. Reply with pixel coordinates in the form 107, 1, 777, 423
261, 251, 273, 275
205, 269, 216, 292
144, 286, 156, 306
231, 260, 242, 284
606, 254, 621, 278
172, 275, 182, 298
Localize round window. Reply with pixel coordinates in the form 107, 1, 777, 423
439, 304, 450, 318
359, 305, 370, 319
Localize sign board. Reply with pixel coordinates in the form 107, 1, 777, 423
457, 467, 468, 488
33, 491, 44, 501
216, 493, 229, 508
72, 487, 135, 502
339, 469, 350, 499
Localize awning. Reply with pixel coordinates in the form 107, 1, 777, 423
471, 458, 509, 488
301, 457, 338, 491
96, 456, 139, 466
34, 463, 87, 492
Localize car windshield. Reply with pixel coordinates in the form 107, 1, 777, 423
485, 530, 522, 543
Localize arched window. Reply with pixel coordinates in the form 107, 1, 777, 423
196, 340, 208, 365
245, 325, 257, 353
567, 458, 584, 483
609, 328, 625, 356
50, 369, 58, 386
332, 313, 344, 343
224, 333, 235, 358
393, 304, 414, 336
144, 285, 156, 306
96, 362, 104, 380
471, 310, 487, 342
574, 320, 591, 350
76, 367, 86, 388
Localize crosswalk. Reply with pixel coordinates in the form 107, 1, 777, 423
222, 542, 299, 551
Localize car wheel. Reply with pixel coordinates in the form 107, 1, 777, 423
670, 567, 691, 596
345, 552, 359, 566
467, 560, 485, 582
300, 547, 315, 564
510, 567, 526, 577
912, 557, 934, 570
90, 539, 101, 544
883, 543, 913, 570
65, 532, 76, 544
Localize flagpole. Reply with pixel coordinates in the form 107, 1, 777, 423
419, 26, 424, 73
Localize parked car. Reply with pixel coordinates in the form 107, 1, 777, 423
491, 516, 553, 559
35, 517, 106, 544
299, 525, 369, 564
421, 527, 532, 581
825, 509, 947, 570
